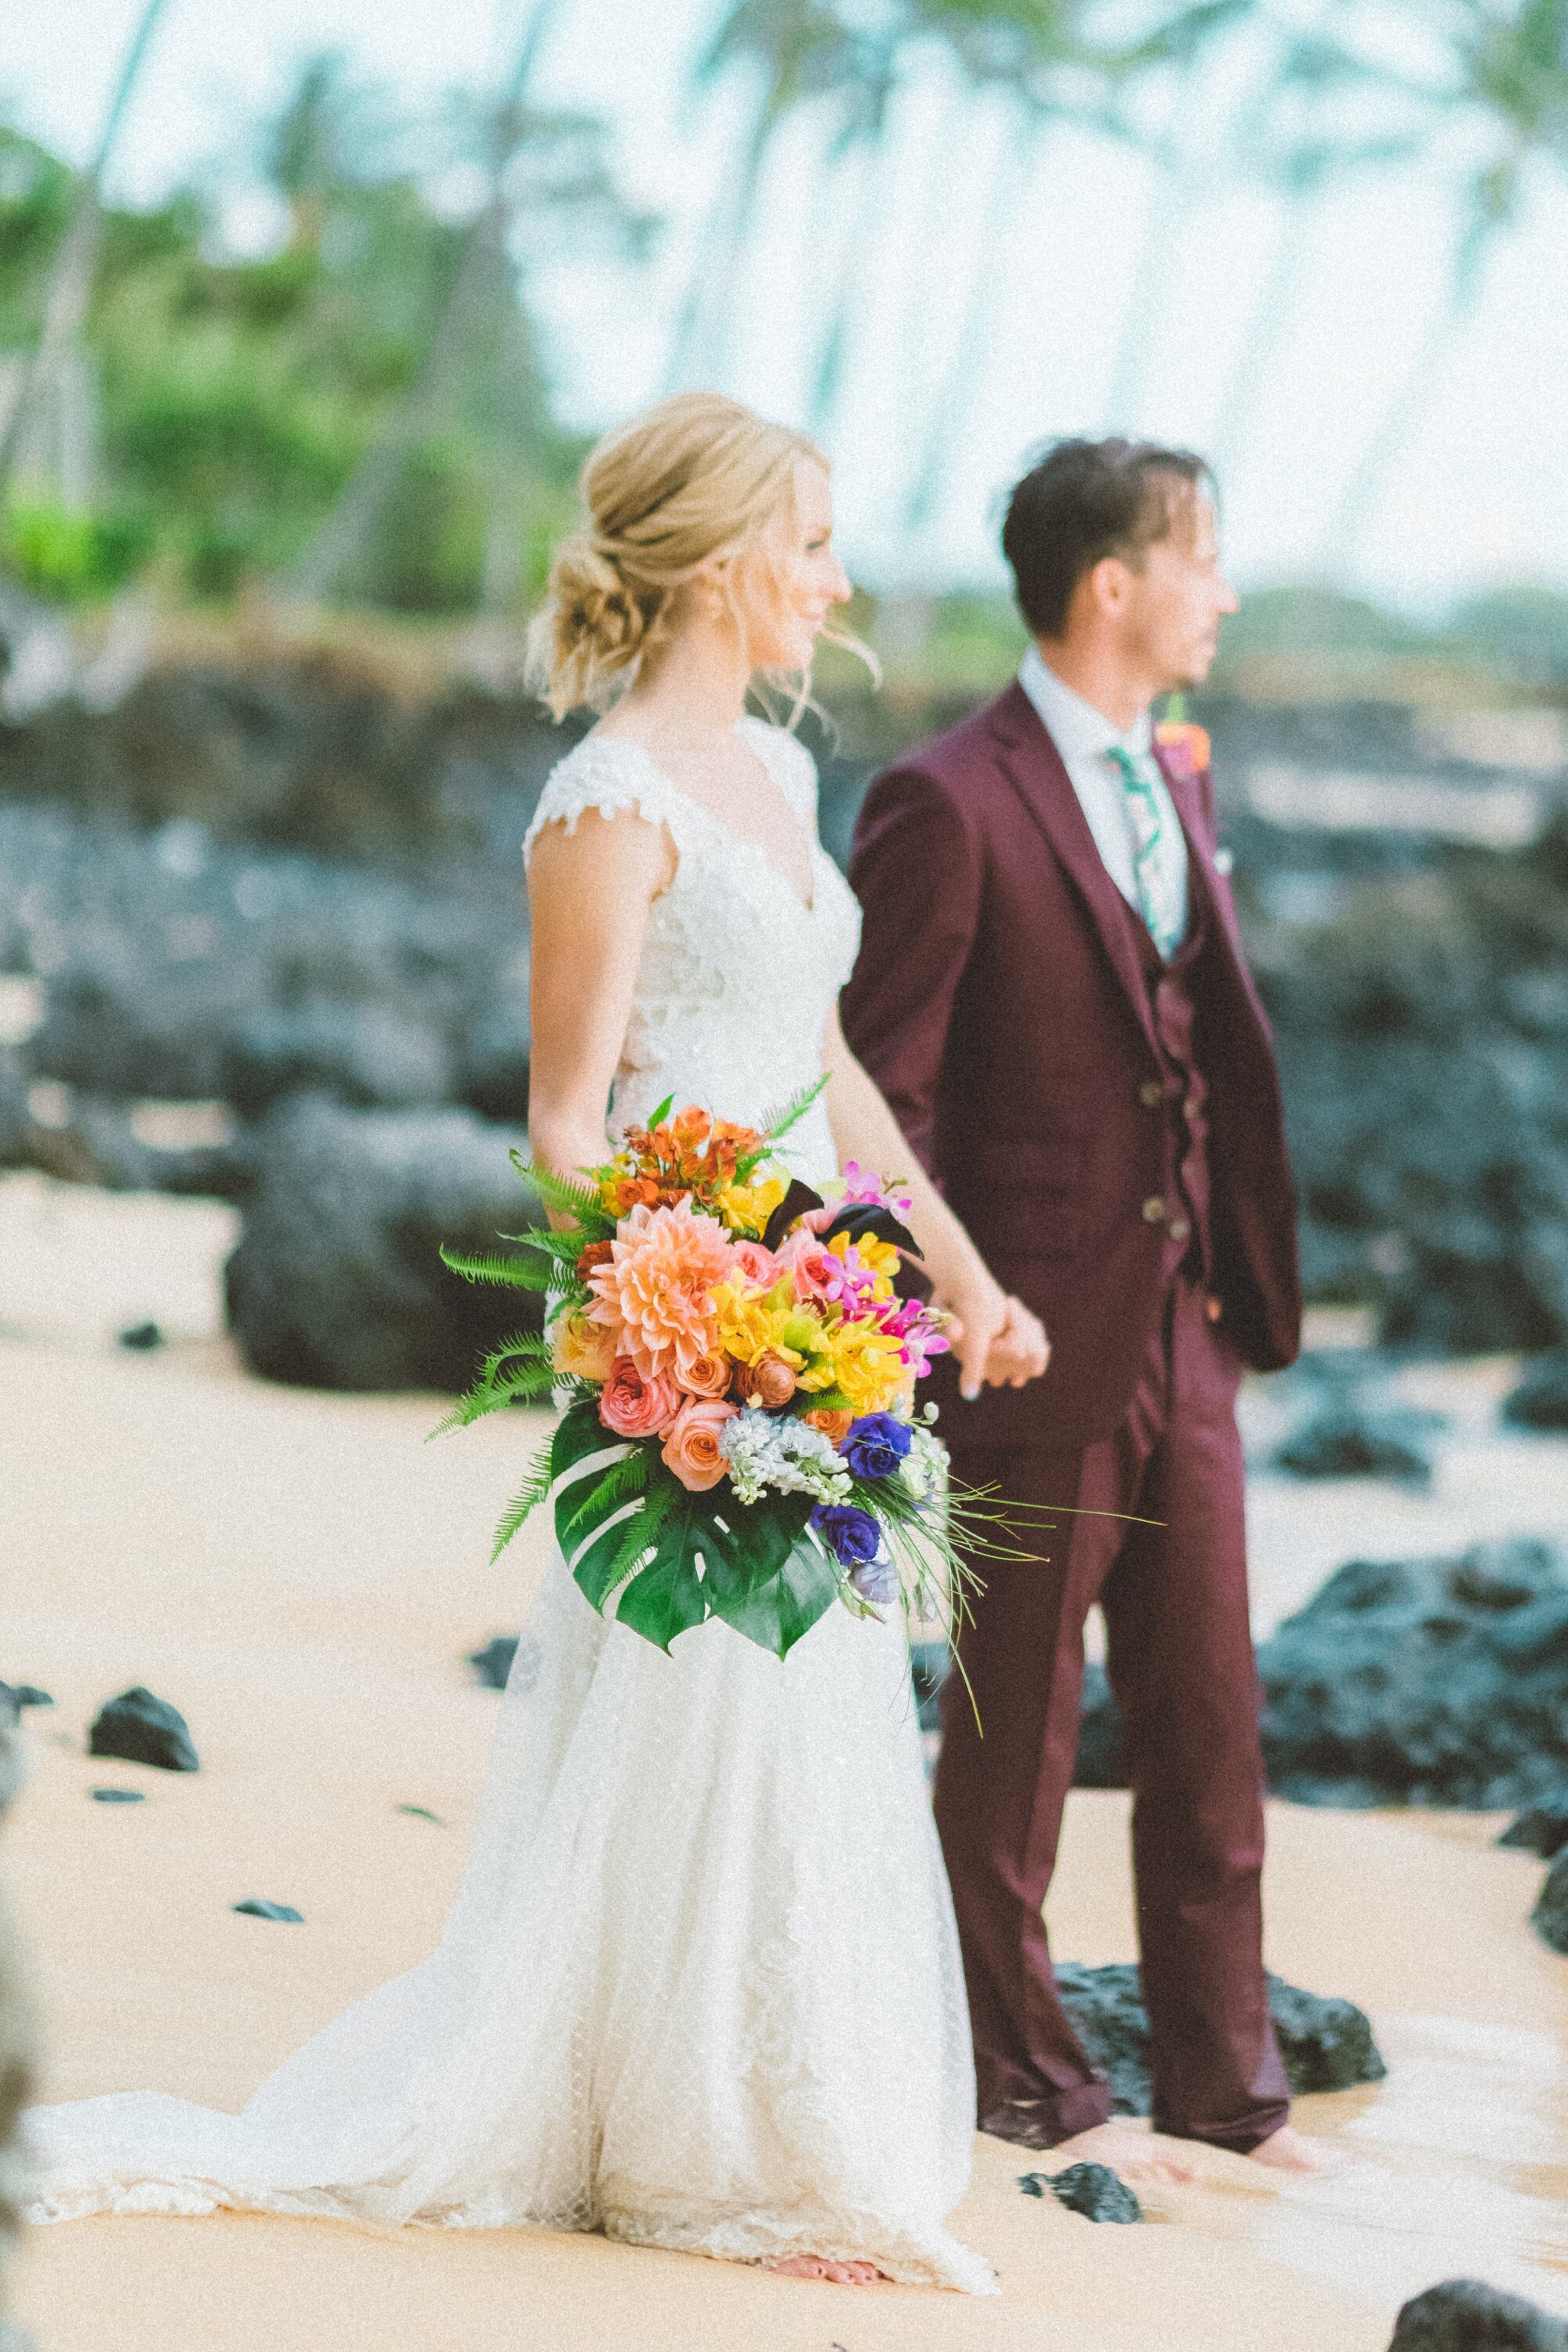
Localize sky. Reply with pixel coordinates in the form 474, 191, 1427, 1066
2, 0, 1566, 609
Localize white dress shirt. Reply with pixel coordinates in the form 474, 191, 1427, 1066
1017, 644, 1189, 948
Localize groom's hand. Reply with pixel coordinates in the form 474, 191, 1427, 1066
946, 1279, 1051, 1400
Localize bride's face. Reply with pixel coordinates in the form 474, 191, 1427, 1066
742, 460, 852, 672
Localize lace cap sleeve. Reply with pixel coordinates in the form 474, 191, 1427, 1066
739, 717, 819, 829
523, 735, 694, 869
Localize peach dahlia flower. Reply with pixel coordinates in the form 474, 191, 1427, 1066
587, 1196, 735, 1385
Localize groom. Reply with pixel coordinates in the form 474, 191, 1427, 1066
842, 437, 1319, 2176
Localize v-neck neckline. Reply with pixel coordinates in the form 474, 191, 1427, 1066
612, 721, 818, 918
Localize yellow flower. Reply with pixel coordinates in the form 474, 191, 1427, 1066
717, 1176, 787, 1239
824, 1317, 908, 1414
712, 1277, 783, 1367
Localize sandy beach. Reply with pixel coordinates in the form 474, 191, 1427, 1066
4, 1173, 1568, 2350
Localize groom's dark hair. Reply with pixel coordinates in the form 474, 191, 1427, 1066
1002, 437, 1212, 639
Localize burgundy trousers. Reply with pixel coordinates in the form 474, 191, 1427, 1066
936, 1273, 1290, 2152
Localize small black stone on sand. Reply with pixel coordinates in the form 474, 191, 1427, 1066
1388, 2276, 1568, 2349
1502, 1354, 1568, 1435
1531, 1851, 1568, 1955
90, 1788, 145, 1804
233, 1900, 303, 1923
1499, 1803, 1568, 1860
89, 1686, 199, 1773
468, 1636, 518, 1690
118, 1321, 164, 1352
3, 1685, 52, 1711
1018, 2164, 1142, 2223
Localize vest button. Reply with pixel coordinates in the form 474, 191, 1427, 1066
1138, 1080, 1164, 1108
1142, 1195, 1166, 1223
1168, 1216, 1192, 1243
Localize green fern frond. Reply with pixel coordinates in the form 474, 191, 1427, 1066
559, 1444, 650, 1541
760, 1076, 828, 1145
439, 1246, 556, 1292
521, 1156, 609, 1225
605, 1483, 676, 1594
489, 1435, 557, 1560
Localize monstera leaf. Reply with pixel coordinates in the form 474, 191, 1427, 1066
550, 1401, 835, 1658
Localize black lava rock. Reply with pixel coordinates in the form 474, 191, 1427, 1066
90, 1788, 145, 1804
4, 1686, 51, 1711
1267, 1976, 1388, 2092
1274, 1404, 1433, 1484
1073, 1661, 1127, 1788
233, 1900, 303, 1923
1504, 1354, 1568, 1433
1258, 1540, 1568, 1808
468, 1635, 519, 1690
1498, 1802, 1568, 1860
1388, 2278, 1568, 2349
224, 1000, 453, 1116
88, 1687, 199, 1773
118, 1321, 163, 1351
1052, 1962, 1385, 2114
1018, 2163, 1142, 2223
1532, 1852, 1568, 1955
225, 1095, 539, 1391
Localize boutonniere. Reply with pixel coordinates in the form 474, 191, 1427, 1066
1153, 720, 1210, 782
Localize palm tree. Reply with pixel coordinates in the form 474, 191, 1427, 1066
288, 0, 651, 606
1321, 0, 1568, 568
899, 0, 1250, 540
0, 0, 172, 509
666, 0, 876, 394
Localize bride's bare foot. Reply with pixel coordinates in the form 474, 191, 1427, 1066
1247, 2125, 1341, 2176
1047, 2118, 1205, 2187
766, 2254, 884, 2285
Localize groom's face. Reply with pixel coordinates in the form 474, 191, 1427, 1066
1121, 489, 1237, 693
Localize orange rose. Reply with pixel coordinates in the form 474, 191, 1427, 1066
804, 1407, 854, 1446
661, 1395, 739, 1491
678, 1348, 733, 1398
553, 1309, 618, 1384
734, 1350, 797, 1408
600, 1356, 681, 1439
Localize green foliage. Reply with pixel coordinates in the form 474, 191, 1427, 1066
549, 1397, 835, 1657
1, 498, 151, 597
0, 53, 644, 611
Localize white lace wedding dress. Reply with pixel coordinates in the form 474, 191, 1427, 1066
25, 719, 993, 2294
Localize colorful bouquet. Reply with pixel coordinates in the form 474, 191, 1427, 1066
438, 1086, 1007, 1661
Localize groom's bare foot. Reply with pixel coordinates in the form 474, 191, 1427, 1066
1247, 2124, 1340, 2176
1046, 2119, 1204, 2187
766, 2255, 884, 2285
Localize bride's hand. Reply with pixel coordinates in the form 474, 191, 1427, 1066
942, 1275, 1051, 1400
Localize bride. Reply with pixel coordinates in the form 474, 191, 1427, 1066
25, 393, 1047, 2293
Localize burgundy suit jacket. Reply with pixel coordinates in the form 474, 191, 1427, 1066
842, 682, 1301, 1450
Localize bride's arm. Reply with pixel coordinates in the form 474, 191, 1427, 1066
822, 1006, 1049, 1400
526, 808, 673, 1188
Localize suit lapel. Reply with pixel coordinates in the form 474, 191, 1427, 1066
987, 684, 1158, 1053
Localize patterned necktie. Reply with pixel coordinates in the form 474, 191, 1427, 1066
1105, 745, 1185, 960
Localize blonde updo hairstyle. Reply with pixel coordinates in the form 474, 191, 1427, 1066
530, 392, 856, 721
